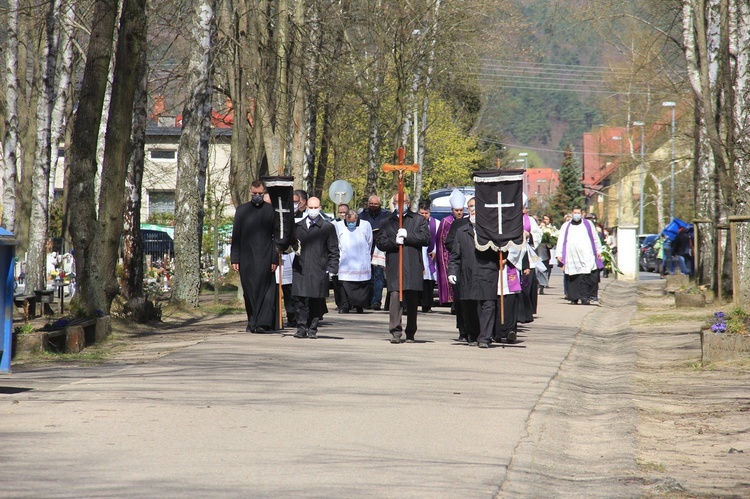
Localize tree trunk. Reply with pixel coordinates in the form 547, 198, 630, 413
49, 1, 77, 211
66, 0, 119, 316
728, 0, 750, 302
2, 0, 20, 232
224, 0, 253, 206
172, 0, 216, 307
122, 20, 149, 300
25, 0, 57, 292
88, 0, 148, 312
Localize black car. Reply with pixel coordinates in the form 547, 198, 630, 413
639, 234, 659, 272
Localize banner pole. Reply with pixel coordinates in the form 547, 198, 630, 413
278, 251, 283, 329
499, 253, 505, 324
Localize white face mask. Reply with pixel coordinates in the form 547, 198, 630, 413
572, 213, 582, 222
307, 208, 320, 219
469, 214, 476, 224
293, 203, 300, 212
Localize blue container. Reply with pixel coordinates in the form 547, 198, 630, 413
0, 228, 18, 374
662, 218, 692, 241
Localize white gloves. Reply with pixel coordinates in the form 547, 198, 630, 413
395, 228, 407, 245
448, 275, 457, 285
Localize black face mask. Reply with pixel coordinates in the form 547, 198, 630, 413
251, 194, 264, 206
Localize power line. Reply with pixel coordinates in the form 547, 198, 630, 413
473, 79, 653, 95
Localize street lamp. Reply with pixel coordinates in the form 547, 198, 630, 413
633, 121, 646, 234
611, 135, 622, 225
662, 101, 676, 220
518, 152, 529, 200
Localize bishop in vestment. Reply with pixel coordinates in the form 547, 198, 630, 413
435, 189, 466, 305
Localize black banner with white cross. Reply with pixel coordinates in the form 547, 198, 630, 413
473, 170, 524, 251
261, 176, 295, 250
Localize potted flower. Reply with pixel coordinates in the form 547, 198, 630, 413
701, 308, 750, 365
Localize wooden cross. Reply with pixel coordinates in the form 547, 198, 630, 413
382, 147, 419, 301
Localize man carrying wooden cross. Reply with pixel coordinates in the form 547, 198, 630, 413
377, 149, 429, 343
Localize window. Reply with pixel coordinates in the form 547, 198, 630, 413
150, 149, 176, 160
149, 191, 175, 214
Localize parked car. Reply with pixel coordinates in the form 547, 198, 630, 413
429, 186, 474, 221
639, 234, 659, 272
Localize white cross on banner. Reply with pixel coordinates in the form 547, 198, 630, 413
473, 170, 524, 251
275, 197, 290, 239
485, 191, 516, 234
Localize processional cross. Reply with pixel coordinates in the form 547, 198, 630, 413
382, 147, 419, 301
275, 197, 290, 240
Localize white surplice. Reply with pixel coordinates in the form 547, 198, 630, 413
555, 219, 602, 275
335, 220, 373, 282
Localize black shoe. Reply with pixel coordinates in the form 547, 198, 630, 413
307, 331, 317, 339
372, 304, 381, 311
570, 300, 578, 304
338, 308, 349, 314
405, 338, 416, 343
581, 300, 590, 305
422, 308, 432, 313
478, 342, 489, 348
254, 326, 268, 333
390, 336, 401, 344
506, 331, 517, 343
356, 307, 364, 314
468, 341, 478, 346
455, 337, 468, 343
284, 321, 297, 328
539, 288, 545, 295
294, 330, 307, 338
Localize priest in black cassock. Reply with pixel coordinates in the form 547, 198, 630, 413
377, 192, 431, 344
447, 197, 499, 348
231, 180, 278, 333
292, 196, 340, 339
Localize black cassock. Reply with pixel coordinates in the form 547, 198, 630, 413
448, 222, 499, 344
231, 201, 277, 331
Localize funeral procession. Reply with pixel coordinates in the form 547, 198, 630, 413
2, 1, 749, 497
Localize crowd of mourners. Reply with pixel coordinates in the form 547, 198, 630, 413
230, 180, 609, 347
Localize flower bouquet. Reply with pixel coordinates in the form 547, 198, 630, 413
541, 225, 559, 247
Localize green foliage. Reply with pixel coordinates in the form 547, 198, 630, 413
421, 99, 484, 195
549, 145, 584, 219
14, 323, 35, 335
146, 212, 175, 226
726, 308, 749, 335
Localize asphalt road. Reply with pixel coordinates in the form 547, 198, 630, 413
2, 273, 601, 498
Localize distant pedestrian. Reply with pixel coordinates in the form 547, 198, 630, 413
555, 205, 603, 305
292, 197, 340, 339
377, 193, 430, 344
674, 227, 692, 275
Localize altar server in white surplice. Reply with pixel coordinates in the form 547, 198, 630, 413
335, 209, 373, 313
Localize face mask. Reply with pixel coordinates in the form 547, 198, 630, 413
307, 208, 320, 219
346, 222, 357, 230
293, 203, 300, 212
572, 213, 582, 222
469, 215, 476, 224
251, 194, 264, 206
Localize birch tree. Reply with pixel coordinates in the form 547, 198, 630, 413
25, 0, 58, 292
1, 0, 20, 232
172, 0, 217, 307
